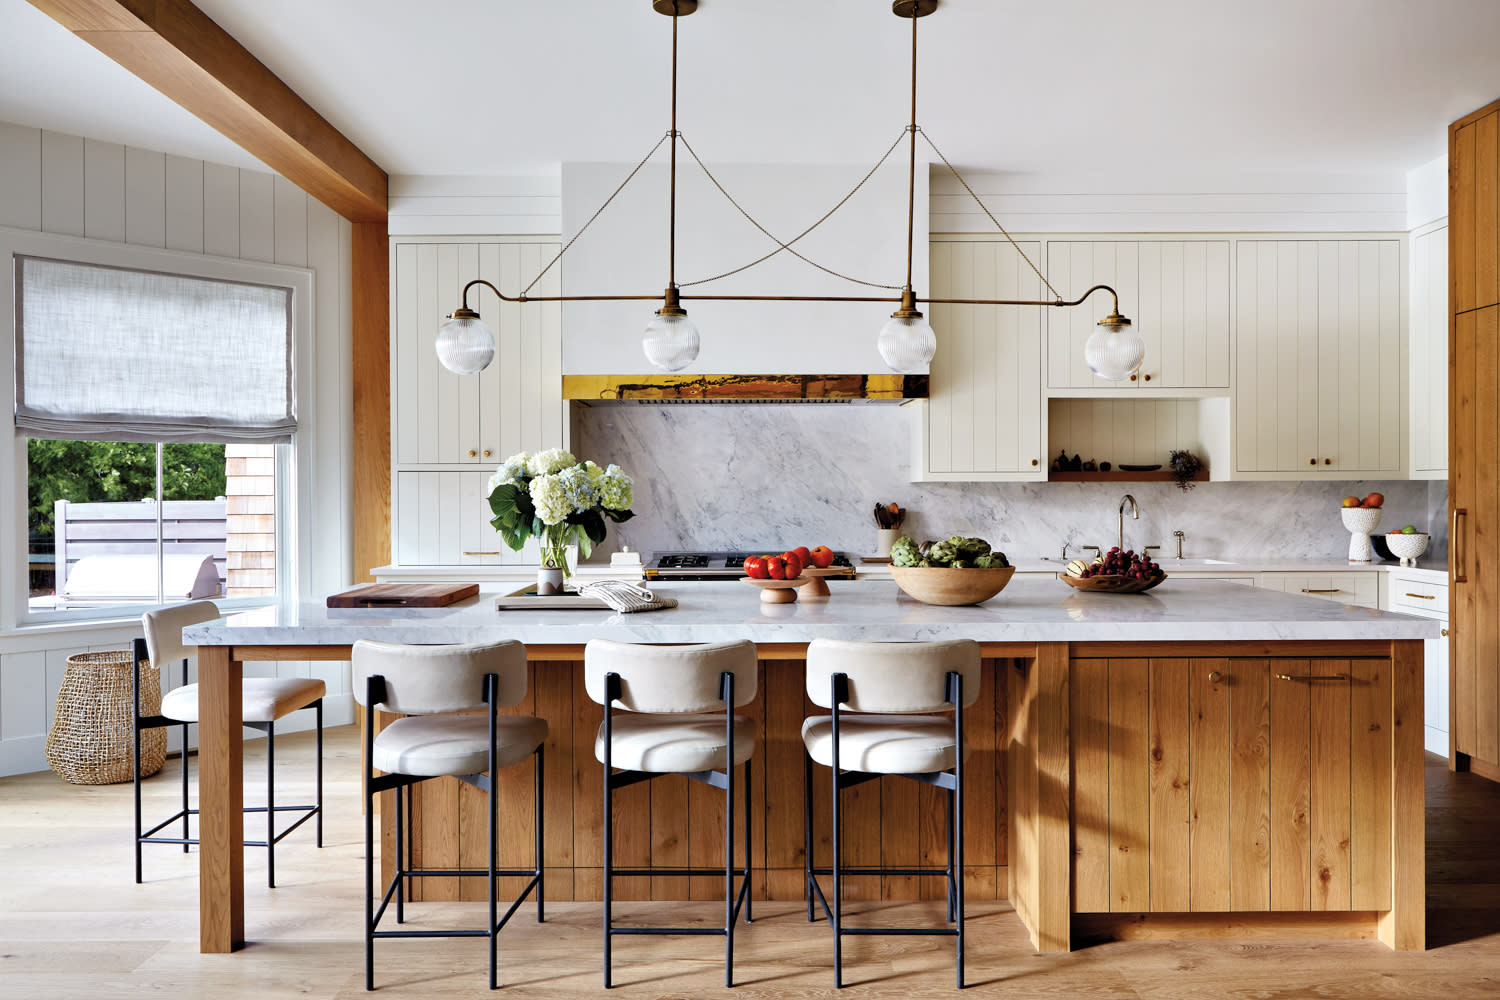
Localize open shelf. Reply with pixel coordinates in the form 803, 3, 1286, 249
1048, 468, 1209, 483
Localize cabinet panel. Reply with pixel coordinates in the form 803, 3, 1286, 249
1234, 240, 1403, 476
920, 239, 1043, 479
1411, 225, 1449, 477
394, 470, 537, 566
1047, 240, 1230, 390
1258, 572, 1378, 609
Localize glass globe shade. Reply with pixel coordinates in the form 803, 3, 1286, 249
1084, 321, 1145, 381
642, 311, 700, 371
877, 314, 937, 373
435, 315, 496, 375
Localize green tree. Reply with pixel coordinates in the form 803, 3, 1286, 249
27, 439, 227, 539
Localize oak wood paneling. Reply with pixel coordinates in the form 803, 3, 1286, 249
1229, 660, 1271, 911
1148, 659, 1191, 913
1070, 659, 1110, 913
1108, 659, 1150, 912
1349, 659, 1392, 911
1309, 660, 1352, 910
1269, 660, 1311, 911
1188, 659, 1231, 911
352, 220, 390, 581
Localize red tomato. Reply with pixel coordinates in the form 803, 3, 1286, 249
809, 545, 835, 568
781, 551, 803, 578
766, 555, 787, 580
793, 546, 812, 565
743, 555, 768, 579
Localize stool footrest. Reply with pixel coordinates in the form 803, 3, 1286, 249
840, 927, 960, 937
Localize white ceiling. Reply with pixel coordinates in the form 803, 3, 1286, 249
4, 0, 1500, 184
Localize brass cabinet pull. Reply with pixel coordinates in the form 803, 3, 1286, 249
1442, 628, 1450, 637
1207, 670, 1222, 683
1324, 458, 1332, 465
1129, 373, 1137, 381
1031, 458, 1038, 466
467, 449, 477, 458
1404, 592, 1436, 600
1301, 588, 1342, 594
483, 449, 492, 458
1454, 508, 1468, 583
1143, 373, 1152, 382
1276, 673, 1347, 681
1309, 458, 1317, 465
462, 550, 500, 556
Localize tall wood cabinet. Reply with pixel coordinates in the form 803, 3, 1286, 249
1449, 98, 1500, 778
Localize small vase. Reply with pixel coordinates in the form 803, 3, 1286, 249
536, 566, 565, 596
875, 528, 900, 558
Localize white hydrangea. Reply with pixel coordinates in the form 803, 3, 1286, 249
580, 460, 604, 483
527, 448, 576, 477
598, 464, 633, 510
529, 473, 571, 525
556, 464, 600, 512
487, 452, 530, 493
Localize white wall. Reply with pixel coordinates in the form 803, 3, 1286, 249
0, 120, 356, 775
1407, 154, 1448, 231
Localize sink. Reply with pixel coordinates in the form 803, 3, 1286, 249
1168, 558, 1237, 566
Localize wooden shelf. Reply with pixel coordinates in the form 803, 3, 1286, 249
1048, 468, 1208, 483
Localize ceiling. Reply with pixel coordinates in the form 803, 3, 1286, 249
4, 0, 1500, 185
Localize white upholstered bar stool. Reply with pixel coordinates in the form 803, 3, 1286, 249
352, 639, 546, 992
132, 600, 325, 888
584, 638, 758, 988
802, 638, 982, 988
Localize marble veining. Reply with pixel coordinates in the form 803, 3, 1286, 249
187, 578, 1438, 647
576, 404, 1444, 564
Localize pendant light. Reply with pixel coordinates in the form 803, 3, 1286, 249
434, 0, 1142, 381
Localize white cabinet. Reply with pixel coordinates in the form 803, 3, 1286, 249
1045, 239, 1231, 391
1233, 239, 1404, 477
1388, 569, 1449, 757
392, 239, 564, 467
1258, 571, 1380, 609
1409, 222, 1448, 478
916, 239, 1045, 480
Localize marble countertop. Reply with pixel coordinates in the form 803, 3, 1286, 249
185, 576, 1440, 647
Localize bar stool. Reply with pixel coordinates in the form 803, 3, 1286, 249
352, 638, 546, 992
133, 600, 324, 887
802, 637, 981, 988
584, 638, 757, 988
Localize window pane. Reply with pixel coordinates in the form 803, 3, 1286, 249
224, 444, 278, 597
24, 439, 251, 613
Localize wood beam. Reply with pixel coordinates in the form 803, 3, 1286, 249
351, 220, 391, 581
28, 0, 388, 222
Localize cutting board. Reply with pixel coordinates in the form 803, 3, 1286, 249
326, 583, 479, 608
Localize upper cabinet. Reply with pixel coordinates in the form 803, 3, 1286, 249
916, 239, 1045, 480
1046, 240, 1231, 392
1410, 223, 1449, 478
1233, 239, 1404, 477
1451, 109, 1499, 314
391, 239, 564, 467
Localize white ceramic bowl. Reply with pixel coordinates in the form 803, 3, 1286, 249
1384, 531, 1429, 566
1340, 505, 1382, 533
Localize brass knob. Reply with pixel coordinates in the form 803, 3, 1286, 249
1031, 458, 1039, 467
1208, 671, 1222, 683
467, 449, 477, 458
1309, 458, 1317, 465
1442, 628, 1449, 637
483, 449, 492, 458
1324, 458, 1332, 465
1129, 374, 1138, 381
1143, 374, 1152, 382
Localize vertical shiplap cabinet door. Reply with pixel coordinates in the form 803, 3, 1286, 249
1234, 239, 1404, 477
1046, 240, 1230, 390
918, 239, 1043, 480
393, 471, 541, 565
1410, 224, 1448, 478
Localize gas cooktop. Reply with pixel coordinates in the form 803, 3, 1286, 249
646, 551, 856, 580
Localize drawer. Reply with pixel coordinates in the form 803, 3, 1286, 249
1390, 576, 1448, 615
1261, 572, 1379, 609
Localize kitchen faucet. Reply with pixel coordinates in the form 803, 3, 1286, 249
1173, 529, 1186, 559
1118, 494, 1139, 551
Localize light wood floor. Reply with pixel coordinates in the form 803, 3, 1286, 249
3, 726, 1499, 998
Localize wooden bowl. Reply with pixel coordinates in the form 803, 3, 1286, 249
889, 565, 1016, 606
741, 575, 809, 604
1059, 571, 1167, 594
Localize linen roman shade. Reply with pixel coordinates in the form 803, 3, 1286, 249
14, 255, 296, 443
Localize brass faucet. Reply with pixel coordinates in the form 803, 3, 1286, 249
1118, 494, 1139, 551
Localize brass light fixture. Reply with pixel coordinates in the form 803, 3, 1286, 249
435, 0, 1144, 381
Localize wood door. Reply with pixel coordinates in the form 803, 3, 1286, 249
922, 239, 1044, 479
1070, 657, 1388, 913
1450, 109, 1499, 315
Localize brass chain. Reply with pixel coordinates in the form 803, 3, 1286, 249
521, 132, 672, 298
920, 129, 1063, 302
676, 129, 907, 290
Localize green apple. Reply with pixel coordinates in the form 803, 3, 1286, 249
1401, 525, 1418, 534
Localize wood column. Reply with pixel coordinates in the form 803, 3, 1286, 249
196, 644, 244, 953
1379, 639, 1426, 949
352, 221, 390, 581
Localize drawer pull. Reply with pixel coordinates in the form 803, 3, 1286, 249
1442, 628, 1450, 637
1404, 592, 1436, 600
1276, 673, 1347, 682
462, 550, 500, 556
1454, 508, 1468, 584
1207, 670, 1222, 683
1301, 588, 1342, 594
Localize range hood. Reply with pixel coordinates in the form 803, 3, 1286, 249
563, 373, 927, 405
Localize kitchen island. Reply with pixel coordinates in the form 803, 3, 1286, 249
184, 577, 1435, 955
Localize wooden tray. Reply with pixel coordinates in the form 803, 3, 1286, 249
1059, 572, 1167, 594
326, 583, 478, 608
495, 585, 611, 610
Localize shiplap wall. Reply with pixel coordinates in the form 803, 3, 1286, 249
0, 119, 356, 775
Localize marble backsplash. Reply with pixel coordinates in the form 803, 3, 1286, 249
575, 404, 1449, 566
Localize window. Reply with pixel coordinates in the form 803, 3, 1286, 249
8, 237, 310, 625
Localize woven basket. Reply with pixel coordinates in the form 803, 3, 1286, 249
44, 650, 166, 785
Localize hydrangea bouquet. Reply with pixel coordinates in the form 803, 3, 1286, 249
486, 449, 635, 577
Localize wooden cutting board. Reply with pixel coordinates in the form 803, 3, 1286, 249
326, 583, 480, 608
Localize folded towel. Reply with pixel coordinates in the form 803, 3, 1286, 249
577, 579, 678, 613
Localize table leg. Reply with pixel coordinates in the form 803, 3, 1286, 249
198, 645, 244, 952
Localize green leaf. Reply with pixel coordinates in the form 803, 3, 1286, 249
576, 532, 594, 560
602, 507, 635, 524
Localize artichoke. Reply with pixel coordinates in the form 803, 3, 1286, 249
890, 535, 923, 567
974, 552, 1010, 569
926, 539, 959, 565
950, 535, 991, 560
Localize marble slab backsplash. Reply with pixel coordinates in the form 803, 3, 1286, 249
575, 404, 1449, 566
